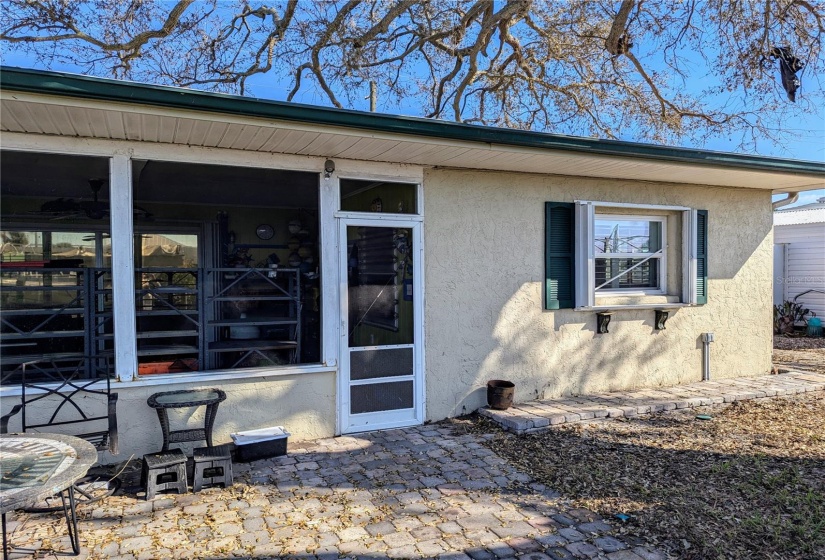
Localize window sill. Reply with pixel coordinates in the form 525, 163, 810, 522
125, 363, 336, 387
595, 290, 667, 297
576, 303, 692, 312
0, 363, 337, 397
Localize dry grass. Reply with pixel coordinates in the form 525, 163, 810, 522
459, 393, 825, 560
773, 335, 825, 374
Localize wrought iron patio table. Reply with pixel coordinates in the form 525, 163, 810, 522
0, 433, 97, 559
147, 388, 227, 452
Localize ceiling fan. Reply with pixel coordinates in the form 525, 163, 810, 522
80, 233, 150, 241
32, 179, 152, 221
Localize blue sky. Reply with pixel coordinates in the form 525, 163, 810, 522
3, 34, 823, 208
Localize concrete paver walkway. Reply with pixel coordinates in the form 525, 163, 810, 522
10, 374, 821, 560
5, 425, 665, 560
480, 371, 825, 435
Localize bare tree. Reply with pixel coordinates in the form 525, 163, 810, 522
2, 0, 822, 151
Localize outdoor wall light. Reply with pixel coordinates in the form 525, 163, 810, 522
596, 312, 613, 334
655, 310, 669, 330
324, 159, 335, 178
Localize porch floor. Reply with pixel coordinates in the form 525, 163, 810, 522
480, 371, 825, 435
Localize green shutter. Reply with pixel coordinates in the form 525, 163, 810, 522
545, 202, 576, 309
696, 209, 708, 305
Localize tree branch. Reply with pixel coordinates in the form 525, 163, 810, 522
605, 0, 635, 55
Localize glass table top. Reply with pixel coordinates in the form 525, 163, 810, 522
0, 443, 66, 491
0, 434, 97, 513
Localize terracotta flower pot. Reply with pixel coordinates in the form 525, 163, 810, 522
487, 380, 515, 410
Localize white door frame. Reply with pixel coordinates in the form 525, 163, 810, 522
337, 216, 425, 434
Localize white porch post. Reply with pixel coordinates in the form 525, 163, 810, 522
109, 153, 137, 381
319, 169, 340, 371
319, 168, 342, 434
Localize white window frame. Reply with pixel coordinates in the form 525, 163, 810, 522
593, 213, 666, 297
575, 201, 701, 309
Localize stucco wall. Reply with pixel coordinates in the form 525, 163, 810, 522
0, 371, 335, 462
423, 168, 774, 421
0, 166, 776, 451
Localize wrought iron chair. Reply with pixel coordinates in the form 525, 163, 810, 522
0, 357, 121, 509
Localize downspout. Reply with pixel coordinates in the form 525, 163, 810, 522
772, 192, 799, 210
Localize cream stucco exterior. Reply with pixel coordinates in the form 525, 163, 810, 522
0, 155, 778, 459
422, 168, 774, 421
1, 370, 336, 462
0, 160, 779, 457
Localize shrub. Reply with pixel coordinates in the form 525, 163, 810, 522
773, 300, 815, 335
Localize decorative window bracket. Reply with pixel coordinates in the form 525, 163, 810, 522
596, 312, 612, 334
654, 309, 669, 330
593, 309, 672, 334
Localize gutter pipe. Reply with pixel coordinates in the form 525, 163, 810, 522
773, 193, 799, 209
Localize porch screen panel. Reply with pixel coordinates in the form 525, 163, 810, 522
131, 160, 323, 373
350, 347, 413, 380
351, 381, 414, 414
0, 152, 114, 387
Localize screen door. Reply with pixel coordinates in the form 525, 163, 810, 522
339, 220, 423, 432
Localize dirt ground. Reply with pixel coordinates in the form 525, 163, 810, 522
773, 335, 825, 374
459, 392, 825, 560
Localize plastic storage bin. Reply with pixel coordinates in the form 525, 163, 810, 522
230, 426, 290, 462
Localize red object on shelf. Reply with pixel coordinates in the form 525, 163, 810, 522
138, 359, 199, 375
0, 260, 48, 268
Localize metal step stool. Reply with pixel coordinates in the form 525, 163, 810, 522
142, 449, 188, 500
193, 444, 233, 492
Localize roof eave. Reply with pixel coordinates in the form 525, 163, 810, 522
2, 66, 824, 178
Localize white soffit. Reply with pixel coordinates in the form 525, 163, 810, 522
1, 93, 823, 192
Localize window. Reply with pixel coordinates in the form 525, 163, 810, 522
0, 228, 115, 373
340, 179, 418, 214
134, 230, 201, 375
544, 201, 708, 309
594, 216, 665, 294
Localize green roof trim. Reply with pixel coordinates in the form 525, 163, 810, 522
1, 66, 824, 176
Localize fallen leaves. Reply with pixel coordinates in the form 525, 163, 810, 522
463, 392, 825, 560
773, 336, 825, 375
773, 335, 825, 351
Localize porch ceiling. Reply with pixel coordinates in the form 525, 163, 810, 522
2, 92, 823, 192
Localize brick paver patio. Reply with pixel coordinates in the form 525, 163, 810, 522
480, 371, 825, 435
5, 425, 665, 560
8, 371, 823, 559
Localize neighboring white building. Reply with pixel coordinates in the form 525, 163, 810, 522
774, 198, 825, 318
